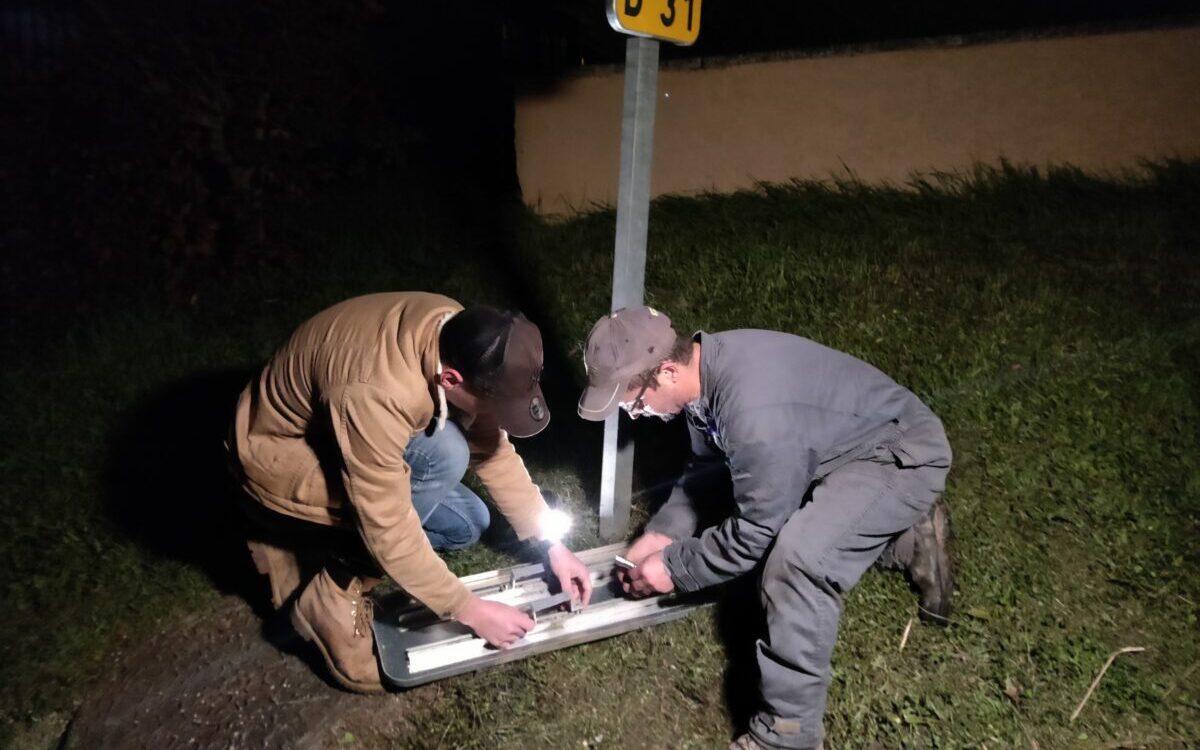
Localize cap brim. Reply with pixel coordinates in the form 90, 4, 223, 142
577, 380, 625, 421
494, 382, 551, 438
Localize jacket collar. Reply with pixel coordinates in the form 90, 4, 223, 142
424, 310, 458, 432
685, 330, 717, 420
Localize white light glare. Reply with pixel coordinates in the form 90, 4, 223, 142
540, 508, 573, 544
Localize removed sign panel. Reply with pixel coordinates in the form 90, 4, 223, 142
373, 543, 711, 688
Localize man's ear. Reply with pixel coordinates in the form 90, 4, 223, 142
659, 361, 680, 383
438, 367, 465, 391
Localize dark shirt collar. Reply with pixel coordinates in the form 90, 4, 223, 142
686, 330, 715, 420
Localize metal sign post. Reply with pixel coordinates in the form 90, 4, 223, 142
599, 36, 660, 541
598, 1, 700, 541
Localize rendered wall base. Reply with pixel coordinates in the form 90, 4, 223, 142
515, 25, 1200, 215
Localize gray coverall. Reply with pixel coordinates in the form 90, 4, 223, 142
648, 330, 952, 749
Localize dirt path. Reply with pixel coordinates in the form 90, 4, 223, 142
64, 596, 441, 750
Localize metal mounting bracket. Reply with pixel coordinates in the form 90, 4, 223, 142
372, 543, 711, 688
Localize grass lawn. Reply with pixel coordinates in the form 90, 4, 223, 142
2, 161, 1198, 748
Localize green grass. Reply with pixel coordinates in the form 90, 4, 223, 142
2, 161, 1199, 747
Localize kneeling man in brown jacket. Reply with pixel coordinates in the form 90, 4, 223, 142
228, 292, 592, 692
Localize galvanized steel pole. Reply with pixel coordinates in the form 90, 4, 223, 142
599, 36, 659, 541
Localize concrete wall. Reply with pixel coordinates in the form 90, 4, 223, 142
514, 25, 1200, 214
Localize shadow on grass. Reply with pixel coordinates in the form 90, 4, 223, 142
624, 450, 766, 733
472, 202, 612, 499
1173, 335, 1200, 446
103, 368, 269, 616
716, 577, 768, 735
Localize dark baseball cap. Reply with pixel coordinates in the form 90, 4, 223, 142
578, 306, 677, 421
490, 315, 550, 438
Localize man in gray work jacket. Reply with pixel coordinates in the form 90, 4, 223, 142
578, 307, 954, 750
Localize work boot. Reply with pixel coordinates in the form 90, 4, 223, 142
290, 568, 384, 693
729, 734, 822, 750
247, 539, 303, 609
907, 497, 955, 625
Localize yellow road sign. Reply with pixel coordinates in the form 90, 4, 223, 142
608, 0, 701, 46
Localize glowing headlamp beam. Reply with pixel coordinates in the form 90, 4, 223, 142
539, 508, 573, 544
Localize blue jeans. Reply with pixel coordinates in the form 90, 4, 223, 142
403, 420, 491, 551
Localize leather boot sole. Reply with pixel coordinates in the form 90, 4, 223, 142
912, 499, 954, 626
290, 603, 386, 694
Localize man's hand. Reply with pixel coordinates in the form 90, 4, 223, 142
546, 542, 593, 606
454, 595, 536, 649
622, 550, 675, 598
624, 531, 674, 564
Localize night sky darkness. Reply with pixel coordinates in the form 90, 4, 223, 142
504, 0, 1200, 68
2, 0, 1197, 307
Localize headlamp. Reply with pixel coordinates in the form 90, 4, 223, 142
539, 508, 573, 544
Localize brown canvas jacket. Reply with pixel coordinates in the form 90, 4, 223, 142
231, 292, 549, 617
